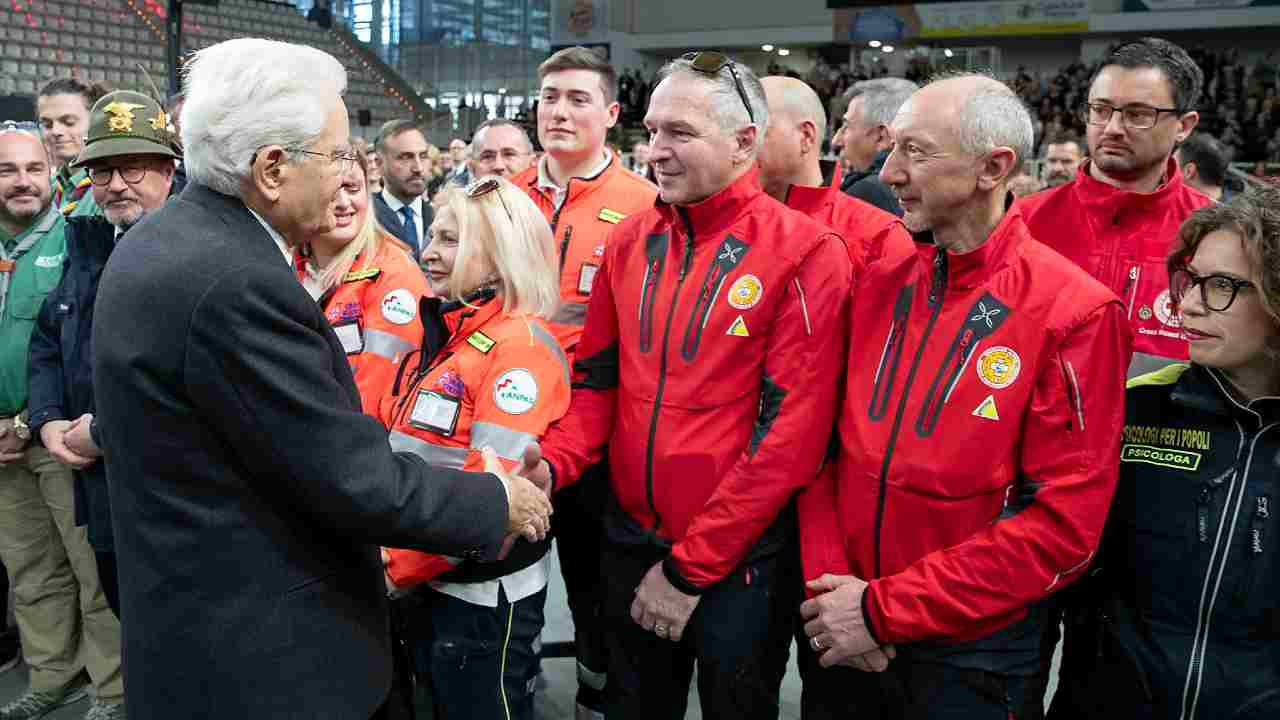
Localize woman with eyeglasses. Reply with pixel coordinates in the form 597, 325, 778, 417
378, 176, 568, 720
1050, 185, 1280, 720
293, 140, 429, 414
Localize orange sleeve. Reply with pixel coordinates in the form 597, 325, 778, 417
350, 252, 430, 420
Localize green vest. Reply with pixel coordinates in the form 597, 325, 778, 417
0, 207, 67, 414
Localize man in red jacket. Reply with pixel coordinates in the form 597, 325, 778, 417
524, 52, 852, 720
798, 74, 1131, 720
1020, 37, 1211, 377
757, 75, 912, 268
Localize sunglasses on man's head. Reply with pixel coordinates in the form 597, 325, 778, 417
681, 51, 756, 125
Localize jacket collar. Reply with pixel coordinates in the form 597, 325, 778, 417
1173, 364, 1280, 426
443, 290, 503, 342
783, 161, 841, 216
655, 166, 763, 240
65, 215, 118, 268
844, 149, 889, 188
525, 152, 618, 209
1068, 156, 1190, 220
913, 194, 1029, 290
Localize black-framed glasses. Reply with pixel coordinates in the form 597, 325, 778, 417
87, 165, 149, 187
1081, 101, 1183, 130
466, 176, 513, 221
1170, 268, 1255, 312
682, 51, 755, 125
291, 147, 359, 174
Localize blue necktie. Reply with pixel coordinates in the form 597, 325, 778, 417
398, 206, 419, 258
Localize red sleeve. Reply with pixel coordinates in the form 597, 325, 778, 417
797, 463, 852, 598
864, 300, 1132, 643
666, 233, 853, 590
540, 237, 622, 490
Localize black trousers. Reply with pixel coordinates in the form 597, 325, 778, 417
552, 462, 609, 710
94, 550, 120, 618
600, 541, 800, 720
800, 650, 1044, 720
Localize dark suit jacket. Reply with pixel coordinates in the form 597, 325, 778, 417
92, 183, 508, 720
841, 149, 902, 217
372, 190, 429, 259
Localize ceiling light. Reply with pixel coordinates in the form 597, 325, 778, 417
882, 45, 894, 53
778, 48, 790, 56
869, 40, 882, 48
761, 44, 774, 52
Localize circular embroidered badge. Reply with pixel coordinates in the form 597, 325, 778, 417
727, 274, 763, 310
976, 346, 1021, 390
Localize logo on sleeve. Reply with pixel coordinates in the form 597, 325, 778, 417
976, 346, 1020, 389
727, 274, 763, 310
494, 369, 538, 415
380, 289, 417, 325
1153, 289, 1182, 328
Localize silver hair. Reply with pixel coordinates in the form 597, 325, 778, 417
845, 78, 918, 128
180, 38, 346, 198
657, 56, 769, 152
942, 73, 1035, 170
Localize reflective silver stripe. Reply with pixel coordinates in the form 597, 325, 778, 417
528, 321, 571, 387
389, 430, 468, 469
550, 302, 588, 327
470, 421, 536, 460
1128, 352, 1181, 380
363, 328, 416, 362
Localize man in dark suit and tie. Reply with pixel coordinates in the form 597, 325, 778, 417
91, 38, 552, 720
372, 119, 433, 259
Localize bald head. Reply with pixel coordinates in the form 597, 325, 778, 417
896, 73, 1034, 168
757, 76, 831, 201
0, 130, 53, 237
761, 76, 828, 142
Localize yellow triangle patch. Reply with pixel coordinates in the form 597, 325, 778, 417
972, 394, 999, 421
727, 315, 749, 337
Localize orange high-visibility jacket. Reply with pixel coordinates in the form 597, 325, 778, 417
296, 238, 430, 415
511, 155, 657, 359
380, 297, 571, 587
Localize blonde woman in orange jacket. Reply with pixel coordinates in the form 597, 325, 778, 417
380, 176, 569, 720
295, 143, 429, 414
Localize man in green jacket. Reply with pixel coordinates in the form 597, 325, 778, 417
37, 77, 108, 219
0, 125, 120, 720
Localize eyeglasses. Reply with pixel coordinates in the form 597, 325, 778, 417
1081, 101, 1183, 130
1170, 267, 1255, 312
292, 147, 359, 175
466, 176, 513, 221
682, 51, 755, 125
87, 165, 150, 187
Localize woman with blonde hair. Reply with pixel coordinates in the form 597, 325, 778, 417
294, 141, 430, 413
379, 176, 568, 720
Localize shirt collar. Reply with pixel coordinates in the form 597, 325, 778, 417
536, 149, 613, 193
382, 190, 423, 218
246, 208, 292, 267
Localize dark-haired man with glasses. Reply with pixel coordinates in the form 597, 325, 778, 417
1021, 37, 1213, 377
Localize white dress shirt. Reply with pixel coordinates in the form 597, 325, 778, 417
380, 190, 426, 251
247, 208, 293, 268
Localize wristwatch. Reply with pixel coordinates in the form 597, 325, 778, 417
12, 412, 30, 441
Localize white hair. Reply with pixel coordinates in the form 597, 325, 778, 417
180, 38, 347, 197
951, 77, 1035, 170
658, 57, 770, 152
846, 78, 918, 128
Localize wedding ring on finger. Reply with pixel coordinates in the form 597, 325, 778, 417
811, 636, 824, 651
654, 623, 669, 638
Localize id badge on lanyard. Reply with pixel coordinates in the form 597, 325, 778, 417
578, 263, 599, 295
409, 389, 461, 436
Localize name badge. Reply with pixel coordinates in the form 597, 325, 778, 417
409, 389, 460, 436
333, 322, 364, 355
578, 263, 599, 295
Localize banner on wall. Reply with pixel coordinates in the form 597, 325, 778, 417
1123, 0, 1279, 8
835, 0, 1089, 40
550, 0, 610, 46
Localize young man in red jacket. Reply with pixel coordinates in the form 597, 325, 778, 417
798, 74, 1132, 720
523, 53, 852, 719
510, 47, 658, 720
757, 75, 911, 268
1020, 37, 1210, 377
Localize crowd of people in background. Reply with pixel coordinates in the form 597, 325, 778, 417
1, 25, 1279, 720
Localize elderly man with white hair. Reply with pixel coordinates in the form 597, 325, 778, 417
89, 38, 552, 720
797, 73, 1132, 719
519, 51, 852, 720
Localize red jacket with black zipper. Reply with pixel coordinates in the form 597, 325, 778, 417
1018, 157, 1211, 370
539, 168, 853, 592
782, 160, 910, 268
800, 202, 1132, 670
